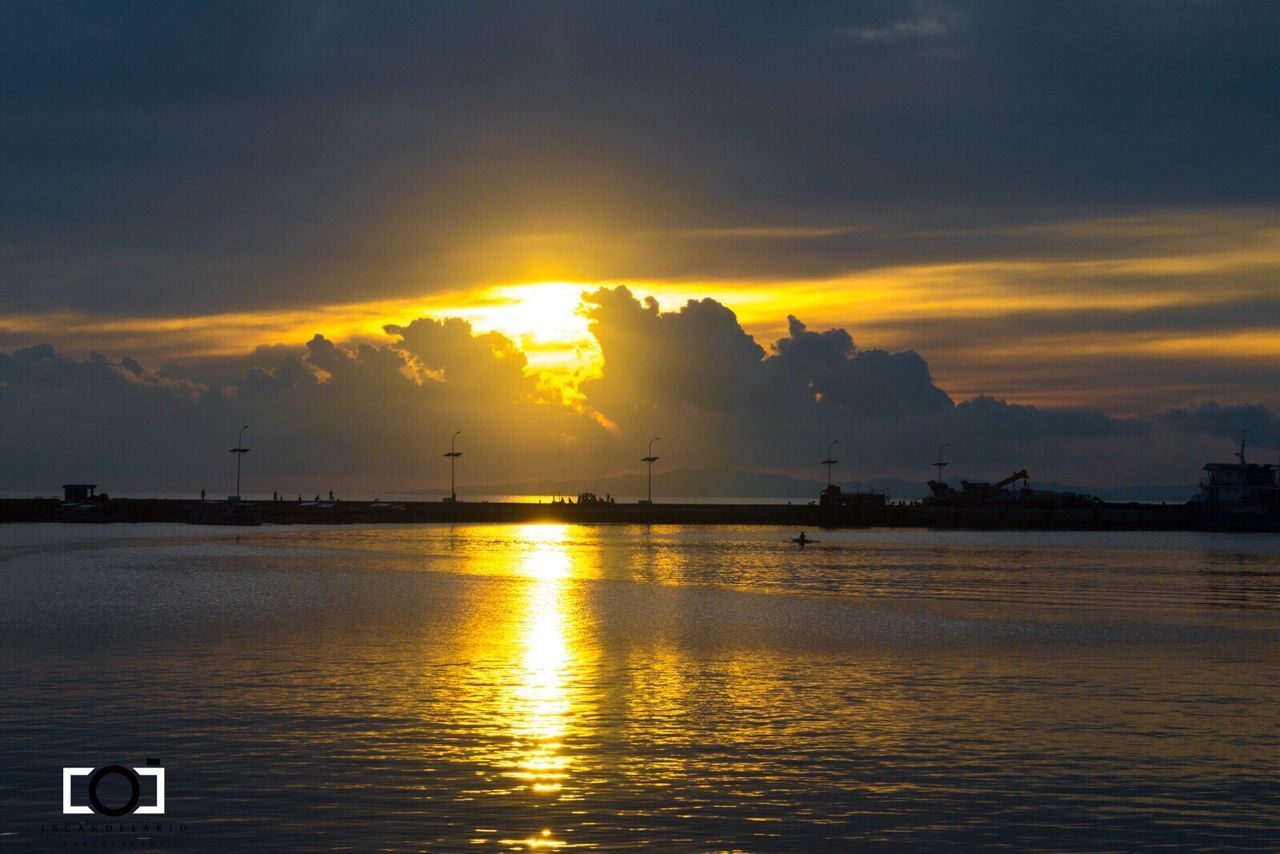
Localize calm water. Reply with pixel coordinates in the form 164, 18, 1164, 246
1, 523, 1277, 850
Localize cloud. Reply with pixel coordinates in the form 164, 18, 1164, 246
767, 316, 952, 419
578, 285, 956, 459
3, 1, 1278, 320
2, 5, 1277, 424
576, 287, 1157, 476
955, 395, 1138, 440
1155, 401, 1280, 446
385, 317, 530, 396
1, 290, 1277, 494
840, 3, 958, 43
0, 318, 611, 493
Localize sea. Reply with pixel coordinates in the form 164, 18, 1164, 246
0, 522, 1276, 850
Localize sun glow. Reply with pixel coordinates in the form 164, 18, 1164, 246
418, 282, 602, 405
420, 280, 802, 406
508, 524, 573, 798
14, 208, 1280, 414
481, 284, 594, 363
451, 525, 597, 850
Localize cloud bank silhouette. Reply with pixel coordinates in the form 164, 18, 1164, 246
0, 288, 1271, 495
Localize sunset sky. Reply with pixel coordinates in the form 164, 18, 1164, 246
3, 1, 1279, 493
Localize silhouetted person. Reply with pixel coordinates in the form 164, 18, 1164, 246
200, 488, 206, 502
796, 532, 810, 547
272, 490, 278, 501
297, 494, 302, 502
328, 489, 334, 501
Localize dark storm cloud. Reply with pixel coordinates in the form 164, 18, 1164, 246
3, 1, 1278, 314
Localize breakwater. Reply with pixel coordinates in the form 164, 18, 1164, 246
0, 496, 1248, 530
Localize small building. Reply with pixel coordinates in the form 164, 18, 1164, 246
62, 483, 99, 503
820, 484, 887, 508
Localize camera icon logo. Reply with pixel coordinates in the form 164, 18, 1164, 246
63, 759, 165, 816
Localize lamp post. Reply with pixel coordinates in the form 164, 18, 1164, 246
821, 440, 839, 489
229, 425, 249, 501
933, 442, 950, 483
444, 431, 462, 502
641, 436, 660, 504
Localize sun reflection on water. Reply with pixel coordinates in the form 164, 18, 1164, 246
498, 525, 577, 849
9, 525, 1280, 849
511, 528, 571, 791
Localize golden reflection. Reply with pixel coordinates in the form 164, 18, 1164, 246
497, 524, 580, 850
507, 525, 572, 797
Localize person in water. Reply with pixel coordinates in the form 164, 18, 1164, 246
796, 532, 810, 545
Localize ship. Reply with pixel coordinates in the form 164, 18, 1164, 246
1190, 436, 1280, 529
926, 469, 1100, 508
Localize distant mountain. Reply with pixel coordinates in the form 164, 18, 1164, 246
879, 476, 1196, 503
460, 467, 832, 500
418, 466, 1198, 504
1029, 481, 1197, 503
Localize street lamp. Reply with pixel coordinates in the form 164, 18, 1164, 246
821, 440, 839, 489
229, 425, 249, 501
444, 430, 462, 502
640, 436, 661, 504
933, 442, 950, 483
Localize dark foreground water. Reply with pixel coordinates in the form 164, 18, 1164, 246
0, 523, 1277, 851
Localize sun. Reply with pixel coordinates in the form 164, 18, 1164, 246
480, 283, 595, 363
445, 282, 603, 402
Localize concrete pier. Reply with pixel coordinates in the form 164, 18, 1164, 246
0, 496, 1240, 530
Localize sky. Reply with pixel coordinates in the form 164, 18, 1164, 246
2, 1, 1279, 495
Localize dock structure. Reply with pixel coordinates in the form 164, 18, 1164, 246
16, 437, 1277, 531
0, 494, 1254, 530
61, 483, 100, 503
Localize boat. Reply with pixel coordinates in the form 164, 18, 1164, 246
926, 468, 1099, 508
1190, 436, 1280, 529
